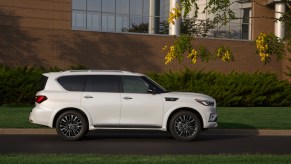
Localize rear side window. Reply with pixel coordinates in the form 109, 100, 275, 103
84, 75, 120, 93
57, 75, 85, 91
38, 75, 48, 91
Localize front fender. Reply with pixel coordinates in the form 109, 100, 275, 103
162, 103, 207, 130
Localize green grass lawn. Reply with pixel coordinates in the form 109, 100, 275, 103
0, 154, 291, 164
0, 106, 291, 129
0, 105, 43, 128
218, 107, 291, 129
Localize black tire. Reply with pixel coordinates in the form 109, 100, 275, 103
56, 110, 88, 141
169, 111, 201, 141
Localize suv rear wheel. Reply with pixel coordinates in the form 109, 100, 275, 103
56, 111, 88, 141
169, 111, 201, 141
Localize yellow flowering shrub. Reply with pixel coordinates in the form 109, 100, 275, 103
168, 4, 181, 24
163, 39, 234, 65
163, 35, 193, 65
187, 49, 198, 64
255, 33, 270, 63
216, 46, 234, 62
164, 46, 176, 65
255, 32, 285, 64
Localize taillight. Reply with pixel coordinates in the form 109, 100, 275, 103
35, 95, 47, 104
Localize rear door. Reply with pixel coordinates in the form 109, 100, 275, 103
81, 75, 121, 126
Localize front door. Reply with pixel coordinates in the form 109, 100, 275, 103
120, 76, 164, 128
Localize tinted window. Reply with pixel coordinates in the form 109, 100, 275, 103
72, 11, 86, 28
116, 0, 129, 14
87, 0, 101, 11
38, 75, 48, 91
122, 76, 149, 93
72, 0, 86, 10
57, 76, 85, 91
102, 0, 115, 13
85, 75, 120, 92
142, 76, 167, 93
87, 12, 101, 30
130, 0, 142, 15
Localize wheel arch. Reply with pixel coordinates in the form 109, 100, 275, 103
166, 107, 204, 131
52, 107, 89, 128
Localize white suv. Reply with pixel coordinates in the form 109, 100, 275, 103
29, 70, 217, 141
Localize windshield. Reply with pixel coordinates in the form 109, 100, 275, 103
142, 76, 167, 93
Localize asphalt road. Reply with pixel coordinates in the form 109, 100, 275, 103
1, 131, 291, 154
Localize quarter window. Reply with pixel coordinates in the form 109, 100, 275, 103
38, 75, 48, 91
57, 75, 85, 91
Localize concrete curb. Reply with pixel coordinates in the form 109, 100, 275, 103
0, 128, 291, 136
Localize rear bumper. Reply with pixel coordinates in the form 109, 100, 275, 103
29, 106, 52, 127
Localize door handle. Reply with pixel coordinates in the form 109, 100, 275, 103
123, 97, 133, 100
84, 95, 93, 99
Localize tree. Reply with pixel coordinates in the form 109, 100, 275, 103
163, 0, 291, 66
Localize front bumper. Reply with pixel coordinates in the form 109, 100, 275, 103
209, 113, 218, 122
204, 113, 218, 128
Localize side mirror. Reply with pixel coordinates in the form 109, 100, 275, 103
147, 87, 156, 94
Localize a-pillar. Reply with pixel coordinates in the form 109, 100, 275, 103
169, 0, 181, 35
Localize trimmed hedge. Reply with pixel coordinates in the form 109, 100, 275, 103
0, 65, 43, 105
0, 66, 290, 106
0, 65, 87, 105
148, 69, 291, 107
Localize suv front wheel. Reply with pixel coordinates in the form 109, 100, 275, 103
56, 110, 88, 141
169, 111, 201, 141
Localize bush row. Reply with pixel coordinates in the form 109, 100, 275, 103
148, 69, 291, 107
0, 66, 290, 106
0, 65, 43, 105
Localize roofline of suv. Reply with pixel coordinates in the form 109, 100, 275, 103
43, 70, 144, 76
65, 70, 131, 73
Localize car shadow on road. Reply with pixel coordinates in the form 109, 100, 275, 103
82, 123, 259, 142
85, 130, 172, 141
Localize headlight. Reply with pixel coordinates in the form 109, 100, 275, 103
195, 99, 215, 106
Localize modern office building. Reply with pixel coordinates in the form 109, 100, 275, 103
71, 0, 288, 40
0, 0, 290, 80
72, 0, 170, 33
70, 0, 251, 39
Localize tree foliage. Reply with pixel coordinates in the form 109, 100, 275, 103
164, 0, 291, 67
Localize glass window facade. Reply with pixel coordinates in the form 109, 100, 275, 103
72, 0, 169, 34
193, 0, 251, 40
72, 0, 250, 39
182, 0, 251, 40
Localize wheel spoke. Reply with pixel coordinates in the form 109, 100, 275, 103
59, 114, 82, 137
174, 114, 198, 138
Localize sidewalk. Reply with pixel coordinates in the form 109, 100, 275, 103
0, 128, 291, 136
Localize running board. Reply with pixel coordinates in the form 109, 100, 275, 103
93, 125, 162, 129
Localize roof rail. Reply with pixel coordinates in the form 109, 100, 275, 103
65, 70, 132, 73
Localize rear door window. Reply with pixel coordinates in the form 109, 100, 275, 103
57, 75, 85, 91
84, 75, 120, 93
